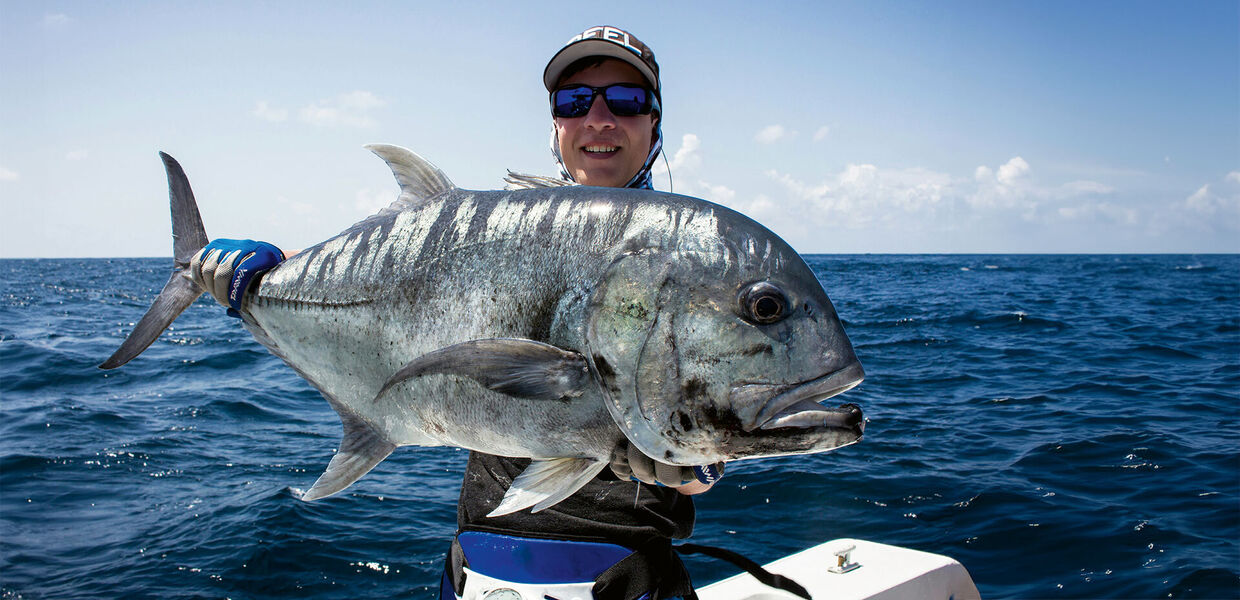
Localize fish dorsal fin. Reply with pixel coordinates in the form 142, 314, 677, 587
504, 170, 578, 190
365, 144, 455, 206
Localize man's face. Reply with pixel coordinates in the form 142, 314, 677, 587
554, 59, 657, 188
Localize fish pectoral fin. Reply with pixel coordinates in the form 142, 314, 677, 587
377, 338, 589, 401
300, 413, 396, 501
488, 457, 608, 517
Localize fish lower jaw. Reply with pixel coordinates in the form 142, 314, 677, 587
741, 362, 866, 432
759, 401, 865, 432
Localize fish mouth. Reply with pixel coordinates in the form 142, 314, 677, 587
732, 362, 865, 432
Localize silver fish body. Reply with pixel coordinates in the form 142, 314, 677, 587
101, 145, 865, 515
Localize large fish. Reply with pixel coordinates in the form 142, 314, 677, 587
101, 145, 865, 516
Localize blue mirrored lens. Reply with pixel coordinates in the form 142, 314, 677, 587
602, 85, 649, 116
552, 85, 653, 118
552, 87, 596, 118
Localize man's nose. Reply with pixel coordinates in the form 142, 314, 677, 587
582, 95, 617, 129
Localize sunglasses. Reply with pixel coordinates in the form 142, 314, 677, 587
551, 84, 660, 119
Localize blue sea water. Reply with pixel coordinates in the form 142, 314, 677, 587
1, 254, 1237, 599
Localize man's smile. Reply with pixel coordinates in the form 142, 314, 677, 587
583, 144, 620, 156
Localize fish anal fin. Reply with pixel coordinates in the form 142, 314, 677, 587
377, 338, 588, 401
301, 413, 396, 501
488, 458, 608, 517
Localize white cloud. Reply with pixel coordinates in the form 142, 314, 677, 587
651, 139, 1166, 250
734, 165, 956, 248
697, 181, 736, 204
653, 133, 702, 191
765, 164, 953, 230
43, 13, 69, 27
252, 101, 289, 122
338, 90, 385, 110
996, 156, 1030, 185
666, 133, 701, 173
1185, 184, 1212, 210
969, 157, 1036, 213
813, 126, 830, 142
254, 93, 385, 126
299, 91, 387, 128
767, 169, 830, 201
1056, 201, 1136, 225
967, 157, 1123, 224
1181, 181, 1240, 218
0, 167, 18, 182
66, 150, 89, 161
353, 188, 398, 216
1166, 175, 1240, 236
651, 134, 737, 206
274, 195, 318, 219
1062, 180, 1114, 195
754, 124, 792, 145
724, 193, 779, 225
742, 153, 1139, 244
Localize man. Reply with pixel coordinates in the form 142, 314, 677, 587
191, 26, 717, 599
443, 26, 722, 600
543, 26, 664, 190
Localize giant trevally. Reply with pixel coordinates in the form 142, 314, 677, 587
101, 145, 865, 516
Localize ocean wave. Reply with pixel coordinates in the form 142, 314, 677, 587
3, 255, 1238, 599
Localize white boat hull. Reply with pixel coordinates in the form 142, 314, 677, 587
697, 538, 981, 600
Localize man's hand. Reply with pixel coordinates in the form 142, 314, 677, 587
189, 239, 284, 317
609, 440, 724, 495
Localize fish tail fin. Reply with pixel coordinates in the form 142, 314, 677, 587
99, 152, 210, 369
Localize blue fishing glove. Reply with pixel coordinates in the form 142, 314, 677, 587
188, 239, 284, 318
693, 463, 725, 486
609, 440, 725, 489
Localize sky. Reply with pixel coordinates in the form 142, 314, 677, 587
2, 1, 1237, 257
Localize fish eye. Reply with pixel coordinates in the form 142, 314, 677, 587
739, 282, 789, 325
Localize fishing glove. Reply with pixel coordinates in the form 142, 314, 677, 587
610, 440, 725, 489
189, 239, 285, 318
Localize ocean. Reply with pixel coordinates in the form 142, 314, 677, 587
1, 255, 1237, 599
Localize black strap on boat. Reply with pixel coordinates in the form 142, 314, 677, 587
592, 539, 697, 600
676, 543, 813, 600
